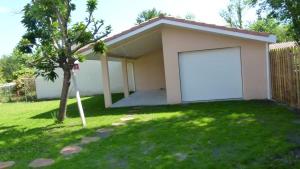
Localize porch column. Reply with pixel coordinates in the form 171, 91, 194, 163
100, 53, 112, 108
122, 58, 129, 98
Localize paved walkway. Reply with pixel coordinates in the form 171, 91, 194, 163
112, 90, 167, 108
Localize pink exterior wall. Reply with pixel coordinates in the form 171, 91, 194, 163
133, 50, 166, 91
161, 27, 268, 104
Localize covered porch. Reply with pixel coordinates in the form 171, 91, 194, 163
95, 27, 167, 108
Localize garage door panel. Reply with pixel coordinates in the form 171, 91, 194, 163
179, 47, 243, 102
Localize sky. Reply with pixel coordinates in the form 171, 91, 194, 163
0, 0, 258, 57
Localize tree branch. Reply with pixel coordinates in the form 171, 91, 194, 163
71, 30, 110, 54
71, 13, 93, 45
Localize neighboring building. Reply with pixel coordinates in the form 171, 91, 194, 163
35, 60, 135, 99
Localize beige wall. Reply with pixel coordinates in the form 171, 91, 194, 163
133, 50, 166, 91
161, 27, 268, 104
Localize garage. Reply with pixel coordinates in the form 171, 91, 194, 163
84, 16, 274, 107
179, 47, 243, 102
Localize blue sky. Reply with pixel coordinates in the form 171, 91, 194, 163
0, 0, 257, 57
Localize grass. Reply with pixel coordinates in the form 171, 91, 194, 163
1, 94, 300, 169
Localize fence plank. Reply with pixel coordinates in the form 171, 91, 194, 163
270, 46, 300, 109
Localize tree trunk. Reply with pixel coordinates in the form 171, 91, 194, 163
57, 69, 72, 122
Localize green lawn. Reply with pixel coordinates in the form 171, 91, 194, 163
1, 94, 300, 169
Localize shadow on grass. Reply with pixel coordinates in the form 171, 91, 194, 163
1, 99, 299, 168
49, 102, 300, 169
31, 94, 127, 119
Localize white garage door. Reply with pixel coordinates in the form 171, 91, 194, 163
179, 47, 243, 102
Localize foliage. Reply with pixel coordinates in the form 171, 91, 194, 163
248, 17, 294, 42
19, 0, 111, 81
220, 0, 250, 29
19, 0, 111, 122
1, 97, 300, 168
249, 0, 300, 44
136, 8, 167, 24
0, 50, 34, 83
185, 13, 196, 20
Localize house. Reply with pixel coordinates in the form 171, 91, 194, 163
79, 16, 276, 108
35, 60, 135, 99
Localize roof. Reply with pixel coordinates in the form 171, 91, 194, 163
79, 16, 276, 54
269, 41, 298, 50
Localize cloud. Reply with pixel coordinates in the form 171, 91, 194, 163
0, 6, 11, 14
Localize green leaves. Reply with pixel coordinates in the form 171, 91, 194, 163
87, 0, 98, 13
136, 8, 167, 24
18, 38, 33, 54
248, 17, 293, 42
0, 49, 34, 83
93, 41, 106, 53
19, 0, 111, 82
220, 0, 248, 29
70, 22, 93, 44
251, 0, 300, 44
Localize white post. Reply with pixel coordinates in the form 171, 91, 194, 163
266, 43, 271, 100
122, 58, 129, 98
72, 70, 87, 127
100, 54, 112, 108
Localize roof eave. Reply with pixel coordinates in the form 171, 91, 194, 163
80, 18, 276, 55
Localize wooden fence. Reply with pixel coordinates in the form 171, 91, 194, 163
270, 46, 300, 109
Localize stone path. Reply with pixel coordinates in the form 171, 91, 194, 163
14, 114, 138, 168
81, 137, 100, 145
60, 145, 82, 155
120, 115, 136, 122
112, 122, 126, 126
292, 119, 300, 124
0, 161, 15, 169
28, 158, 54, 168
96, 128, 114, 138
174, 152, 188, 161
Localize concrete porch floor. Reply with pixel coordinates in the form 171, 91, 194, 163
111, 90, 167, 108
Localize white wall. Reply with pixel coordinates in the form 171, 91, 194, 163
35, 60, 135, 99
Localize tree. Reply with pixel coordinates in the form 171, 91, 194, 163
220, 0, 249, 29
136, 8, 166, 24
185, 13, 196, 20
0, 50, 33, 83
19, 0, 111, 122
249, 0, 300, 44
248, 17, 293, 42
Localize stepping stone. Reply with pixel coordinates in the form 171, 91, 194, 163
80, 137, 100, 144
28, 158, 54, 168
120, 115, 135, 122
112, 122, 126, 126
60, 145, 82, 155
174, 152, 188, 161
0, 161, 15, 169
292, 120, 300, 124
96, 128, 114, 138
